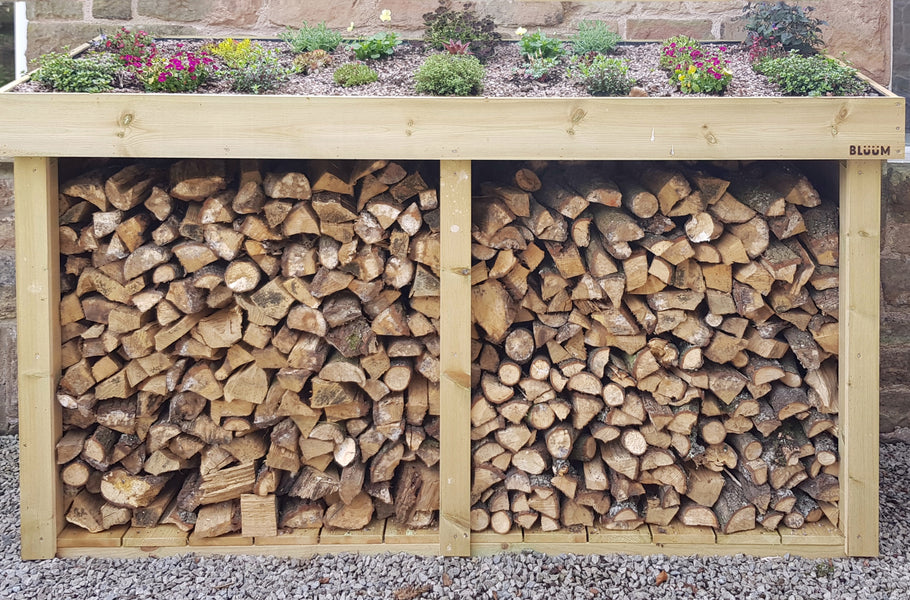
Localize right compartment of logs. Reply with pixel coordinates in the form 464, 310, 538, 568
469, 160, 839, 537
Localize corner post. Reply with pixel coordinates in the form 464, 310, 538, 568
838, 159, 881, 557
439, 160, 472, 556
15, 156, 62, 560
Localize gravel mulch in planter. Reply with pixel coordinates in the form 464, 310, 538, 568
13, 39, 807, 98
2, 433, 910, 599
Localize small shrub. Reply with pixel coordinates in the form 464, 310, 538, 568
518, 29, 564, 59
570, 20, 622, 55
415, 53, 485, 96
423, 2, 500, 62
32, 51, 119, 93
567, 54, 635, 96
659, 35, 703, 70
220, 46, 289, 94
515, 52, 560, 83
755, 51, 867, 96
280, 21, 343, 53
348, 32, 401, 60
333, 62, 379, 87
143, 47, 216, 92
103, 27, 156, 65
442, 39, 473, 55
293, 50, 333, 74
737, 1, 825, 56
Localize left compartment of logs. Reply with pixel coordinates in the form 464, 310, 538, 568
54, 158, 441, 540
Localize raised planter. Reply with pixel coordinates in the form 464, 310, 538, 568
0, 44, 903, 561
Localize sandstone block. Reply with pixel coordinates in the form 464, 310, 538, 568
26, 23, 103, 59
625, 18, 714, 41
881, 387, 910, 432
137, 0, 213, 23
0, 251, 13, 320
93, 0, 132, 20
473, 0, 564, 28
0, 319, 15, 434
0, 163, 12, 211
209, 0, 266, 28
27, 0, 83, 21
882, 258, 910, 305
813, 0, 889, 84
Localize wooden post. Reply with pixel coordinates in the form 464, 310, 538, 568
439, 160, 472, 556
838, 159, 880, 557
15, 157, 62, 559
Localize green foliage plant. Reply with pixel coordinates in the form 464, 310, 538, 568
737, 1, 825, 57
348, 32, 401, 60
280, 21, 343, 53
754, 50, 867, 96
333, 62, 379, 87
570, 20, 622, 55
567, 54, 635, 96
220, 45, 289, 94
293, 49, 333, 74
32, 51, 119, 93
515, 52, 560, 83
415, 53, 485, 96
422, 1, 501, 62
518, 29, 564, 59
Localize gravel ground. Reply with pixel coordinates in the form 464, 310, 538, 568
2, 435, 910, 599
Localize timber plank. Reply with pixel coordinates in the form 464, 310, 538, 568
839, 160, 880, 557
384, 521, 439, 545
57, 524, 127, 548
0, 96, 903, 161
16, 157, 63, 560
122, 525, 188, 548
320, 519, 385, 545
439, 160, 472, 557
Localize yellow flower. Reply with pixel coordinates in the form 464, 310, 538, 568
688, 64, 697, 74
347, 22, 354, 32
515, 27, 527, 37
380, 9, 391, 22
678, 73, 685, 81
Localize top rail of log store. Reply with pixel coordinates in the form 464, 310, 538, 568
0, 78, 903, 560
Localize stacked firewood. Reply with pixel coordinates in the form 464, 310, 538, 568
55, 158, 441, 537
470, 161, 839, 535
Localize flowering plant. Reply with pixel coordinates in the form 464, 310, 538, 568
143, 45, 216, 92
659, 35, 702, 70
347, 9, 401, 60
104, 27, 157, 66
671, 46, 732, 94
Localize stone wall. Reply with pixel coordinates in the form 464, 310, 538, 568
894, 0, 910, 135
0, 161, 16, 434
881, 165, 910, 432
24, 0, 892, 84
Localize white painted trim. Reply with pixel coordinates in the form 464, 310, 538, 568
14, 1, 25, 77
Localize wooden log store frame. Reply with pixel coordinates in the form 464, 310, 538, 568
0, 85, 903, 560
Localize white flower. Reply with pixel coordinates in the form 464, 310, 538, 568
515, 26, 527, 37
347, 21, 355, 32
380, 9, 392, 22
